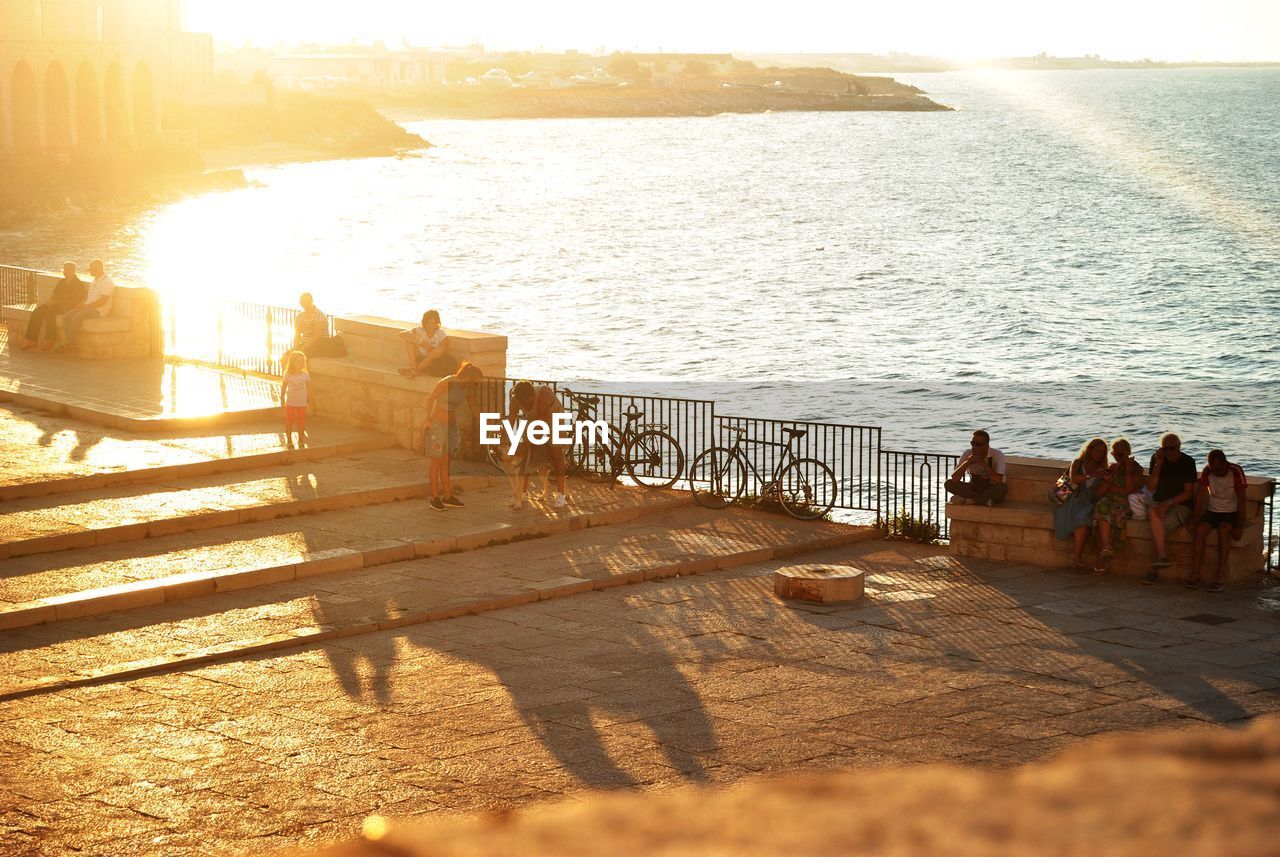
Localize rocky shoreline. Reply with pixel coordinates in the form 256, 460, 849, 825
369, 86, 949, 120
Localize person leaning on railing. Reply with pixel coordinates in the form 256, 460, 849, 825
18, 261, 86, 351
945, 430, 1008, 507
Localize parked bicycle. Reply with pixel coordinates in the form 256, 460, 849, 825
689, 425, 838, 520
562, 390, 685, 489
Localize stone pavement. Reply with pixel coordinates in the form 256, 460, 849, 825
2, 538, 1278, 855
0, 402, 390, 500
0, 326, 278, 427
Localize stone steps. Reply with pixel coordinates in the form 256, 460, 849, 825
0, 505, 876, 699
0, 481, 688, 631
0, 448, 493, 561
0, 418, 395, 502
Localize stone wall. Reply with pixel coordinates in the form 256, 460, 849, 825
948, 455, 1275, 582
309, 314, 507, 452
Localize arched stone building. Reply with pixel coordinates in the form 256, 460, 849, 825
0, 0, 210, 153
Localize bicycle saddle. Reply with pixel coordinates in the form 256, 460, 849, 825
782, 427, 808, 439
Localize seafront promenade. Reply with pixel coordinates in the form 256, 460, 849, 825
1, 311, 1279, 854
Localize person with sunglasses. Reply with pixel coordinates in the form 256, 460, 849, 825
946, 430, 1008, 507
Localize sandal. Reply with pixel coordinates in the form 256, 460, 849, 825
1070, 556, 1088, 574
1207, 581, 1225, 593
1184, 577, 1200, 590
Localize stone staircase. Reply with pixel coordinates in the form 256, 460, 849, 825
948, 455, 1275, 583
0, 440, 875, 699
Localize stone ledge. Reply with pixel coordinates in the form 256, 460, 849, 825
295, 715, 1280, 857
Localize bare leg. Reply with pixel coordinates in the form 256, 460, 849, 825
1072, 526, 1089, 566
400, 341, 429, 377
1214, 523, 1232, 583
1095, 519, 1112, 573
1148, 506, 1167, 559
1191, 523, 1209, 583
440, 455, 452, 499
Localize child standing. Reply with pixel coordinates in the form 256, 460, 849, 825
281, 351, 312, 449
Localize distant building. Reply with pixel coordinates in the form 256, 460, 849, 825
624, 53, 736, 86
0, 0, 211, 153
267, 48, 458, 90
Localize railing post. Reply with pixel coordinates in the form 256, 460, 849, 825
265, 305, 273, 375
217, 306, 224, 367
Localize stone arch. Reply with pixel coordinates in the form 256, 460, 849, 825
104, 60, 128, 144
11, 61, 41, 151
131, 60, 156, 142
75, 61, 102, 147
43, 60, 72, 152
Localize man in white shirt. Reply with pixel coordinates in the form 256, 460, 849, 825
399, 309, 456, 378
58, 258, 115, 353
945, 429, 1009, 506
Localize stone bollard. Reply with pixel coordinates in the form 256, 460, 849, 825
773, 564, 865, 605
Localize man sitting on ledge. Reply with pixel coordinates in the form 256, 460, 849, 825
946, 429, 1008, 506
18, 261, 86, 351
58, 259, 114, 354
399, 309, 457, 378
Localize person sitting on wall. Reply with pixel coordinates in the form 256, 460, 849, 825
1188, 448, 1248, 593
57, 259, 114, 354
399, 310, 457, 378
291, 292, 328, 356
18, 262, 86, 351
1054, 437, 1108, 573
945, 430, 1008, 506
1090, 437, 1144, 576
1140, 432, 1197, 584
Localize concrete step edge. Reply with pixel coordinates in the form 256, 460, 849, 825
0, 435, 396, 502
0, 492, 690, 631
0, 518, 876, 700
0, 474, 498, 561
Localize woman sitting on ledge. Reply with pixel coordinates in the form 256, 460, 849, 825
1054, 437, 1108, 572
1090, 437, 1144, 575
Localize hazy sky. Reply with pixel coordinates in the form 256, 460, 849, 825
187, 0, 1280, 61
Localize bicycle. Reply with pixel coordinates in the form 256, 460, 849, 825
562, 390, 685, 489
689, 425, 838, 520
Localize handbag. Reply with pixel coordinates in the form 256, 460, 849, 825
1048, 471, 1075, 506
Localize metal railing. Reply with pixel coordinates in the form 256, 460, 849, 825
709, 415, 882, 513
468, 377, 714, 486
1265, 483, 1277, 575
879, 449, 961, 540
159, 298, 332, 377
0, 265, 39, 324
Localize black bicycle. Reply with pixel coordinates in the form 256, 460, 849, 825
689, 425, 838, 520
563, 390, 685, 489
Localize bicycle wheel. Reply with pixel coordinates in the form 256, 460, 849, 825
775, 457, 838, 520
570, 423, 620, 483
689, 446, 747, 509
625, 428, 685, 489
